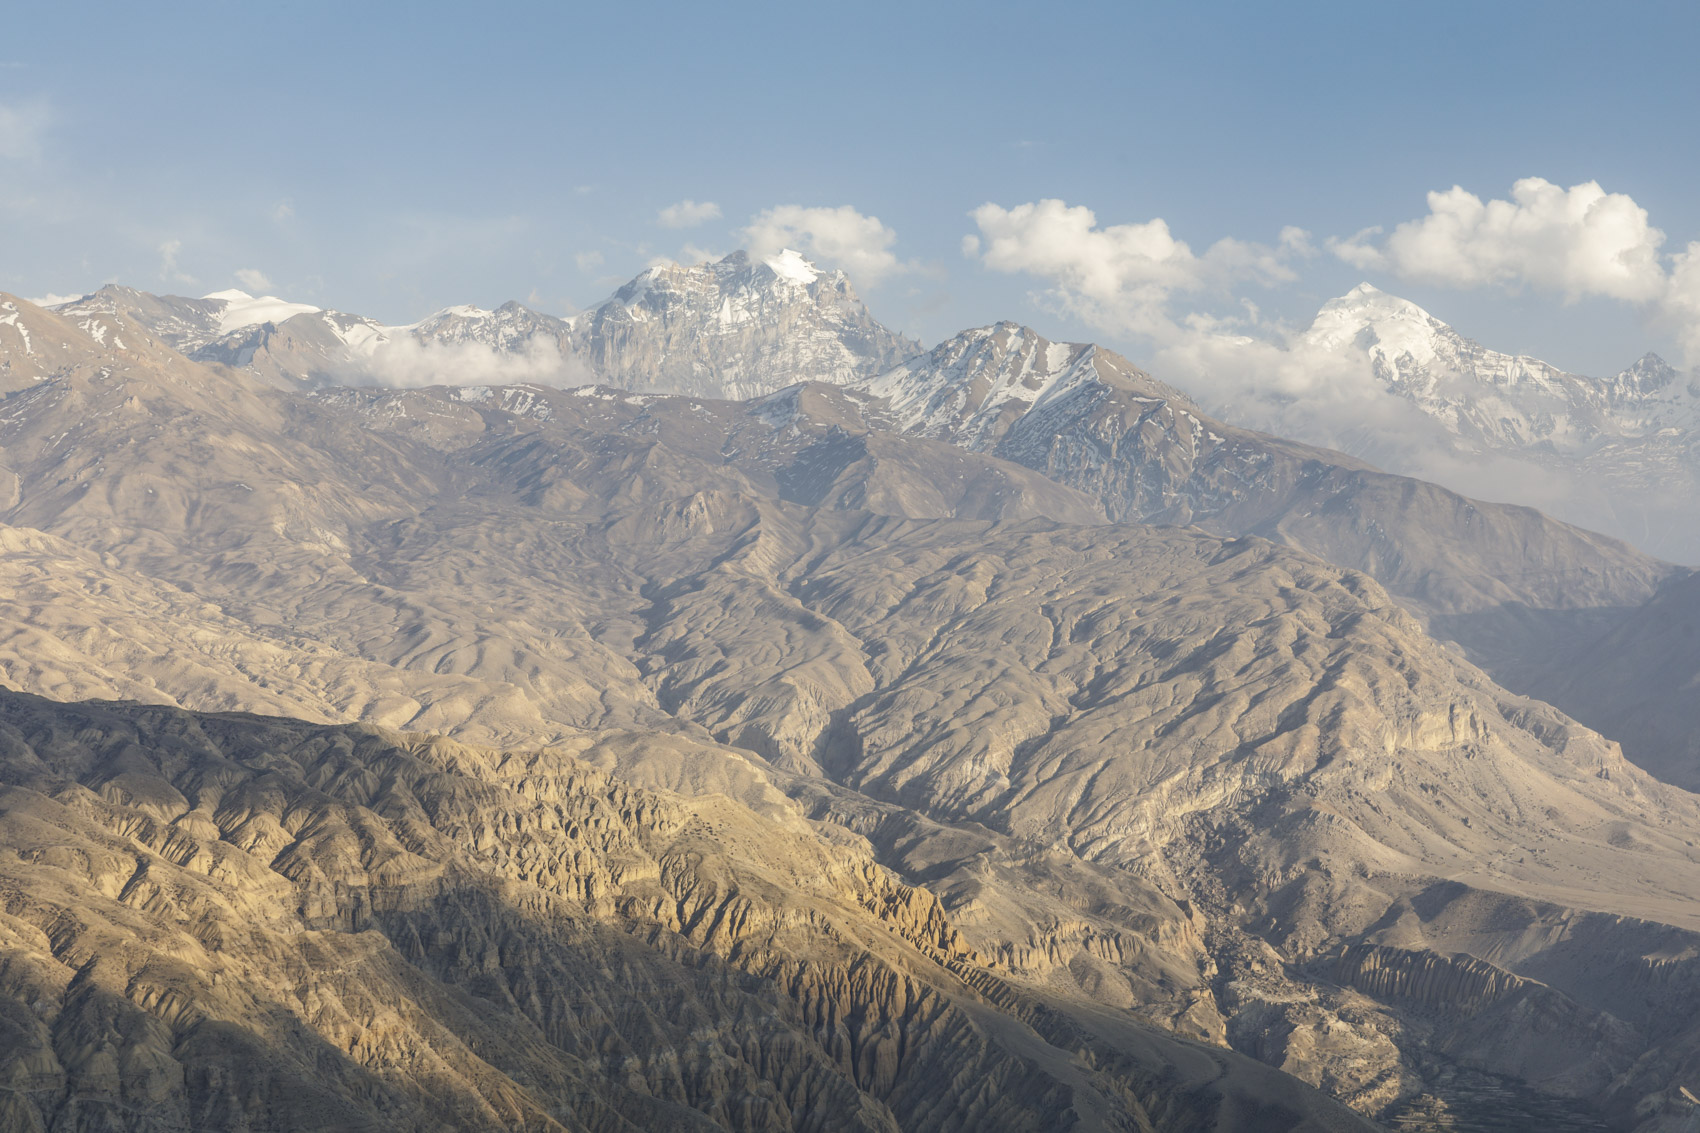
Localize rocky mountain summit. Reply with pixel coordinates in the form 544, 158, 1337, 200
1302, 285, 1699, 455
567, 249, 921, 398
50, 249, 920, 399
1247, 283, 1700, 561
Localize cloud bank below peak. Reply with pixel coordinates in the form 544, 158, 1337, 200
351, 335, 591, 390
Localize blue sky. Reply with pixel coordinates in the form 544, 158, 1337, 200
4, 0, 1699, 376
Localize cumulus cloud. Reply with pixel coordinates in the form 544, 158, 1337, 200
1664, 242, 1700, 365
158, 239, 196, 285
348, 335, 590, 390
0, 97, 48, 160
1332, 178, 1700, 364
657, 199, 722, 228
234, 268, 274, 293
1329, 178, 1667, 303
678, 242, 721, 265
24, 292, 83, 308
741, 204, 916, 285
966, 198, 1303, 341
574, 249, 604, 272
958, 197, 1595, 502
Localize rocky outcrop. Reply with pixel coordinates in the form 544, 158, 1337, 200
1333, 945, 1529, 1015
566, 251, 921, 400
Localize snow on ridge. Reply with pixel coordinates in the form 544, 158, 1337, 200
764, 248, 820, 286
1304, 283, 1445, 371
862, 322, 1099, 440
202, 289, 323, 335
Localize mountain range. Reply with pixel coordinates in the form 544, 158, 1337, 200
52, 249, 919, 398
1248, 284, 1700, 562
49, 254, 1700, 563
3, 255, 1700, 1131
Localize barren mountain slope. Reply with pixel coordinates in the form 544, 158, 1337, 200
601, 507, 1700, 1127
1529, 569, 1700, 791
0, 296, 1105, 746
9, 293, 1700, 1125
861, 322, 1682, 723
0, 691, 1377, 1133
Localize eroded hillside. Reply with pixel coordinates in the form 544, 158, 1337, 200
4, 293, 1700, 1129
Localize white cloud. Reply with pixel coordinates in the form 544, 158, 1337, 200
24, 292, 82, 308
158, 239, 196, 285
1332, 178, 1700, 364
657, 199, 722, 228
1329, 178, 1667, 303
272, 200, 295, 222
349, 335, 590, 389
0, 97, 48, 160
741, 204, 916, 285
1329, 226, 1387, 270
234, 268, 274, 293
966, 198, 1299, 341
574, 250, 604, 272
678, 242, 721, 265
1278, 225, 1317, 258
1663, 242, 1700, 365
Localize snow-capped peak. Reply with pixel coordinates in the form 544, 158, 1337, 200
1303, 283, 1446, 371
201, 289, 323, 335
763, 248, 820, 286
566, 249, 918, 399
861, 322, 1107, 446
428, 304, 495, 321
1293, 283, 1700, 464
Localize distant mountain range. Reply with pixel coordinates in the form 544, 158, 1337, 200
1265, 283, 1700, 561
44, 256, 1700, 562
53, 248, 919, 398
1303, 284, 1698, 454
